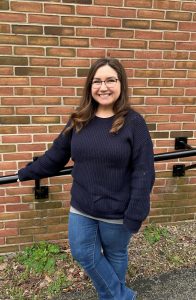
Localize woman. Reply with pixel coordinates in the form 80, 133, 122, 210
18, 58, 155, 300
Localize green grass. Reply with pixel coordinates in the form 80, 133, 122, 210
1, 241, 71, 299
143, 224, 169, 245
16, 241, 65, 274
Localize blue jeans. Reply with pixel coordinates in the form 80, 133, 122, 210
68, 212, 136, 300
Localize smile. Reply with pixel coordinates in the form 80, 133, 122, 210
98, 93, 111, 97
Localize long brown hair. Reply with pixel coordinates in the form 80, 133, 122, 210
64, 58, 130, 134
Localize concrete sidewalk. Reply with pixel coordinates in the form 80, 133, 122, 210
56, 267, 196, 300
131, 267, 195, 300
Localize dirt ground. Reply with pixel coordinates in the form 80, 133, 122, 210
0, 221, 195, 300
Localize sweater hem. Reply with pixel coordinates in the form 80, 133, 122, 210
70, 201, 125, 220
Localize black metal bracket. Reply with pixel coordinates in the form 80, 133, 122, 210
33, 157, 49, 200
34, 179, 49, 200
173, 163, 196, 177
175, 137, 193, 150
173, 137, 195, 177
173, 164, 185, 177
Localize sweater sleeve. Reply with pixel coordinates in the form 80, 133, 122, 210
123, 116, 155, 233
18, 126, 72, 181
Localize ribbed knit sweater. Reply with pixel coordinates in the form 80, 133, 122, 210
18, 109, 155, 233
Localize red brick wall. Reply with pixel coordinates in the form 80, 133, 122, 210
0, 0, 195, 254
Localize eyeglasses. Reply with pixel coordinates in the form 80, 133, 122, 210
91, 78, 119, 89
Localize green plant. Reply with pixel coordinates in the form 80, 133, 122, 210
17, 241, 65, 274
0, 255, 5, 263
47, 272, 70, 295
143, 224, 169, 245
17, 267, 30, 284
168, 255, 184, 266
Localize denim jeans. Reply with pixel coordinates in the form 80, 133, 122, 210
68, 212, 136, 300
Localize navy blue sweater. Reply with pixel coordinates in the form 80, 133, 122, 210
18, 109, 155, 233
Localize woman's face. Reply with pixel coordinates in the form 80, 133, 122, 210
91, 65, 121, 111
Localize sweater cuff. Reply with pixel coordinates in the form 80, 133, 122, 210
123, 217, 142, 234
18, 168, 33, 181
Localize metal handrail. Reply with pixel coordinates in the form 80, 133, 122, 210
154, 149, 196, 161
0, 148, 195, 185
0, 167, 73, 185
